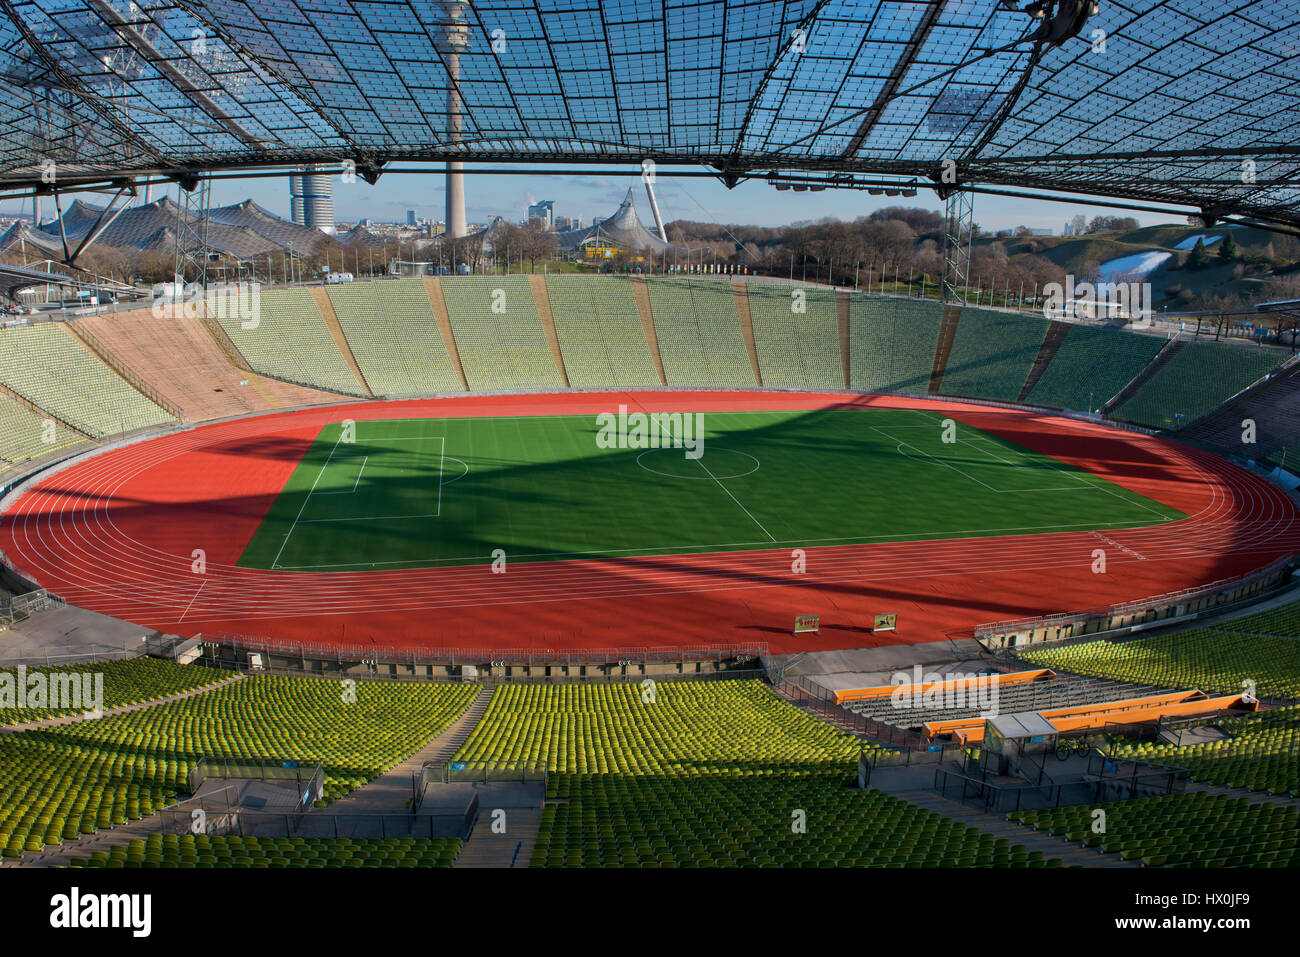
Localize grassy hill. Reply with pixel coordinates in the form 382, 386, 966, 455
991, 223, 1292, 310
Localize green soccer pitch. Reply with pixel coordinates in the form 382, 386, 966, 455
237, 409, 1185, 572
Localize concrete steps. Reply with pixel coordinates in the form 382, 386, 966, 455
433, 687, 494, 761
1018, 319, 1071, 403
1104, 337, 1183, 414
927, 303, 962, 394
329, 686, 494, 814
453, 808, 543, 868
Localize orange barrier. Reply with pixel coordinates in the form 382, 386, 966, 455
832, 669, 1054, 706
1048, 694, 1255, 733
922, 689, 1258, 744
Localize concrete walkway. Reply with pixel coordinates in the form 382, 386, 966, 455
0, 673, 243, 734
1187, 780, 1300, 808
328, 686, 494, 814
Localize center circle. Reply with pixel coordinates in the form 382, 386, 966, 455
635, 447, 761, 481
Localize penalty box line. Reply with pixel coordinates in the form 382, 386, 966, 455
274, 435, 446, 566
272, 432, 345, 568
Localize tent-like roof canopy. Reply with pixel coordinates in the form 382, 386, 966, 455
557, 188, 678, 252
0, 195, 328, 258
1, 0, 1298, 226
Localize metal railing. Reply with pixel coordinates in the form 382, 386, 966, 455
412, 761, 544, 814
0, 586, 65, 626
199, 631, 768, 667
0, 648, 141, 667
187, 755, 323, 796
979, 554, 1295, 651
774, 674, 944, 749
157, 804, 474, 840
66, 320, 184, 421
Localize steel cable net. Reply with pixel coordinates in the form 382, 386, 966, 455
0, 0, 1296, 224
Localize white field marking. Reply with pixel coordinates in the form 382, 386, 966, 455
893, 442, 1089, 491
693, 453, 776, 542
904, 406, 1177, 520
636, 447, 760, 481
317, 455, 367, 495
271, 433, 345, 568
889, 419, 1177, 517
177, 579, 206, 622
270, 512, 1170, 570
296, 443, 460, 526
436, 436, 445, 517
872, 427, 1000, 492
1062, 466, 1173, 521
299, 512, 445, 525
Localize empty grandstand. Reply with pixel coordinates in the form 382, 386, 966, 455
217, 289, 365, 397
747, 284, 842, 390
327, 280, 464, 398
1110, 340, 1287, 429
848, 298, 943, 393
0, 323, 173, 437
545, 277, 661, 389
645, 279, 755, 388
440, 277, 565, 393
937, 308, 1049, 402
1025, 323, 1166, 412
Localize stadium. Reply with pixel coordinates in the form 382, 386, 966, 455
0, 0, 1299, 900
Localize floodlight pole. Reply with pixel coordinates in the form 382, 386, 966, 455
941, 189, 973, 304
174, 174, 211, 293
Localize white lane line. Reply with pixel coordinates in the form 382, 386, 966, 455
178, 580, 206, 622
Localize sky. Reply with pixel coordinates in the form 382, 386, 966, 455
219, 163, 1191, 233
2, 162, 1190, 236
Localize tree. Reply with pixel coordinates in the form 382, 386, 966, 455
1085, 215, 1139, 234
1217, 231, 1238, 261
1187, 238, 1210, 270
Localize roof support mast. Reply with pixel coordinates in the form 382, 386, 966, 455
643, 178, 668, 243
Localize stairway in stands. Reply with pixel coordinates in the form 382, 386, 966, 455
432, 686, 494, 761
446, 687, 546, 868
325, 686, 495, 816
927, 303, 962, 394
1018, 320, 1072, 403
901, 790, 1136, 868
1103, 337, 1184, 414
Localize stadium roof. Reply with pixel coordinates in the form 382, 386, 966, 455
2, 0, 1299, 226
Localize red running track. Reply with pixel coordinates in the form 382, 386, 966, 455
1, 391, 1297, 654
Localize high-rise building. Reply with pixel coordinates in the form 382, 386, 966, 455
406, 209, 416, 226
528, 200, 555, 228
289, 164, 336, 234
